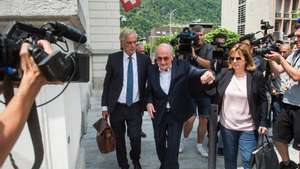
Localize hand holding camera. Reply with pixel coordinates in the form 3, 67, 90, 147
19, 40, 53, 87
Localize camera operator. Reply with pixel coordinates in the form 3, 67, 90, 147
211, 33, 228, 74
270, 43, 291, 124
265, 23, 300, 169
0, 40, 52, 166
179, 25, 213, 157
239, 37, 266, 73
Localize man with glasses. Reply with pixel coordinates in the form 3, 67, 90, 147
101, 28, 151, 169
179, 25, 213, 157
146, 43, 214, 169
266, 24, 300, 169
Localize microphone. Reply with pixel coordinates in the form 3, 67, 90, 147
49, 22, 87, 44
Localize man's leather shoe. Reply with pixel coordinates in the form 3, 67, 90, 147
141, 131, 147, 138
133, 161, 142, 169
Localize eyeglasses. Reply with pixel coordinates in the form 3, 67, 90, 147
157, 56, 170, 62
229, 56, 242, 62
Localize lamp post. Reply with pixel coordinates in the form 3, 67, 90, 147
169, 9, 177, 34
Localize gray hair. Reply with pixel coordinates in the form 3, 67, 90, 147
119, 28, 137, 42
191, 25, 204, 33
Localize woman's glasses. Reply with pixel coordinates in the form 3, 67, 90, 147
229, 56, 242, 62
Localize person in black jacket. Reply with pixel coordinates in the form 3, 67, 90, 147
101, 28, 151, 169
146, 43, 214, 169
216, 43, 268, 169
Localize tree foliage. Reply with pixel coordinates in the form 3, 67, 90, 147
121, 0, 221, 38
205, 28, 240, 46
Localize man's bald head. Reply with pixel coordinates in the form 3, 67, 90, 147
156, 43, 174, 56
155, 43, 174, 71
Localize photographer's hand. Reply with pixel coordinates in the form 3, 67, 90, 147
265, 51, 282, 63
37, 40, 53, 54
191, 47, 211, 69
265, 51, 286, 75
0, 41, 52, 166
191, 47, 198, 60
19, 43, 47, 87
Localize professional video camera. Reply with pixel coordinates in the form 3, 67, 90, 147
239, 20, 279, 55
0, 22, 89, 82
171, 27, 199, 54
212, 33, 228, 60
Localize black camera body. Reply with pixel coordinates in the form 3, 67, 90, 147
260, 20, 273, 31
212, 44, 228, 60
0, 22, 89, 82
172, 27, 199, 54
251, 20, 279, 57
253, 40, 279, 55
211, 33, 228, 61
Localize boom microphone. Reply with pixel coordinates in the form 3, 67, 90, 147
49, 22, 87, 44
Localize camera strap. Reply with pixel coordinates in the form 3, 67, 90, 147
27, 103, 44, 169
3, 78, 44, 169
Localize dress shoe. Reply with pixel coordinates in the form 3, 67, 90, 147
133, 161, 142, 169
141, 131, 147, 138
120, 163, 129, 169
159, 165, 165, 169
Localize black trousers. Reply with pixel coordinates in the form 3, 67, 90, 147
153, 111, 183, 169
110, 102, 142, 168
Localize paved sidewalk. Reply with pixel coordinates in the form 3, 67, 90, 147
81, 91, 299, 169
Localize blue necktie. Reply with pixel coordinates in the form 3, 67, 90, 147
126, 56, 133, 106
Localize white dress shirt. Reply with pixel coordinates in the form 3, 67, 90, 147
102, 52, 139, 112
118, 52, 139, 104
159, 67, 172, 108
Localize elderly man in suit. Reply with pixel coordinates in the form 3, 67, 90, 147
101, 28, 151, 169
146, 43, 214, 169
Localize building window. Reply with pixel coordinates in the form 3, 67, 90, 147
239, 0, 246, 4
238, 0, 246, 35
238, 25, 245, 35
275, 20, 281, 31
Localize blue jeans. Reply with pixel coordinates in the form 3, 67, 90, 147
221, 126, 257, 169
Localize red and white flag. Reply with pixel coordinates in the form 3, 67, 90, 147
120, 0, 141, 12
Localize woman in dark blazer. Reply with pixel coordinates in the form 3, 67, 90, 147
216, 43, 268, 169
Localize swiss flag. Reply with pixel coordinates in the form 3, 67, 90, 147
120, 0, 141, 12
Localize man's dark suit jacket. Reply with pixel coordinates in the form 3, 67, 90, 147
216, 68, 268, 129
101, 51, 151, 113
146, 59, 207, 125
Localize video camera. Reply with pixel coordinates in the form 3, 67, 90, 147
0, 22, 89, 82
212, 33, 228, 60
239, 20, 279, 55
171, 27, 199, 54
